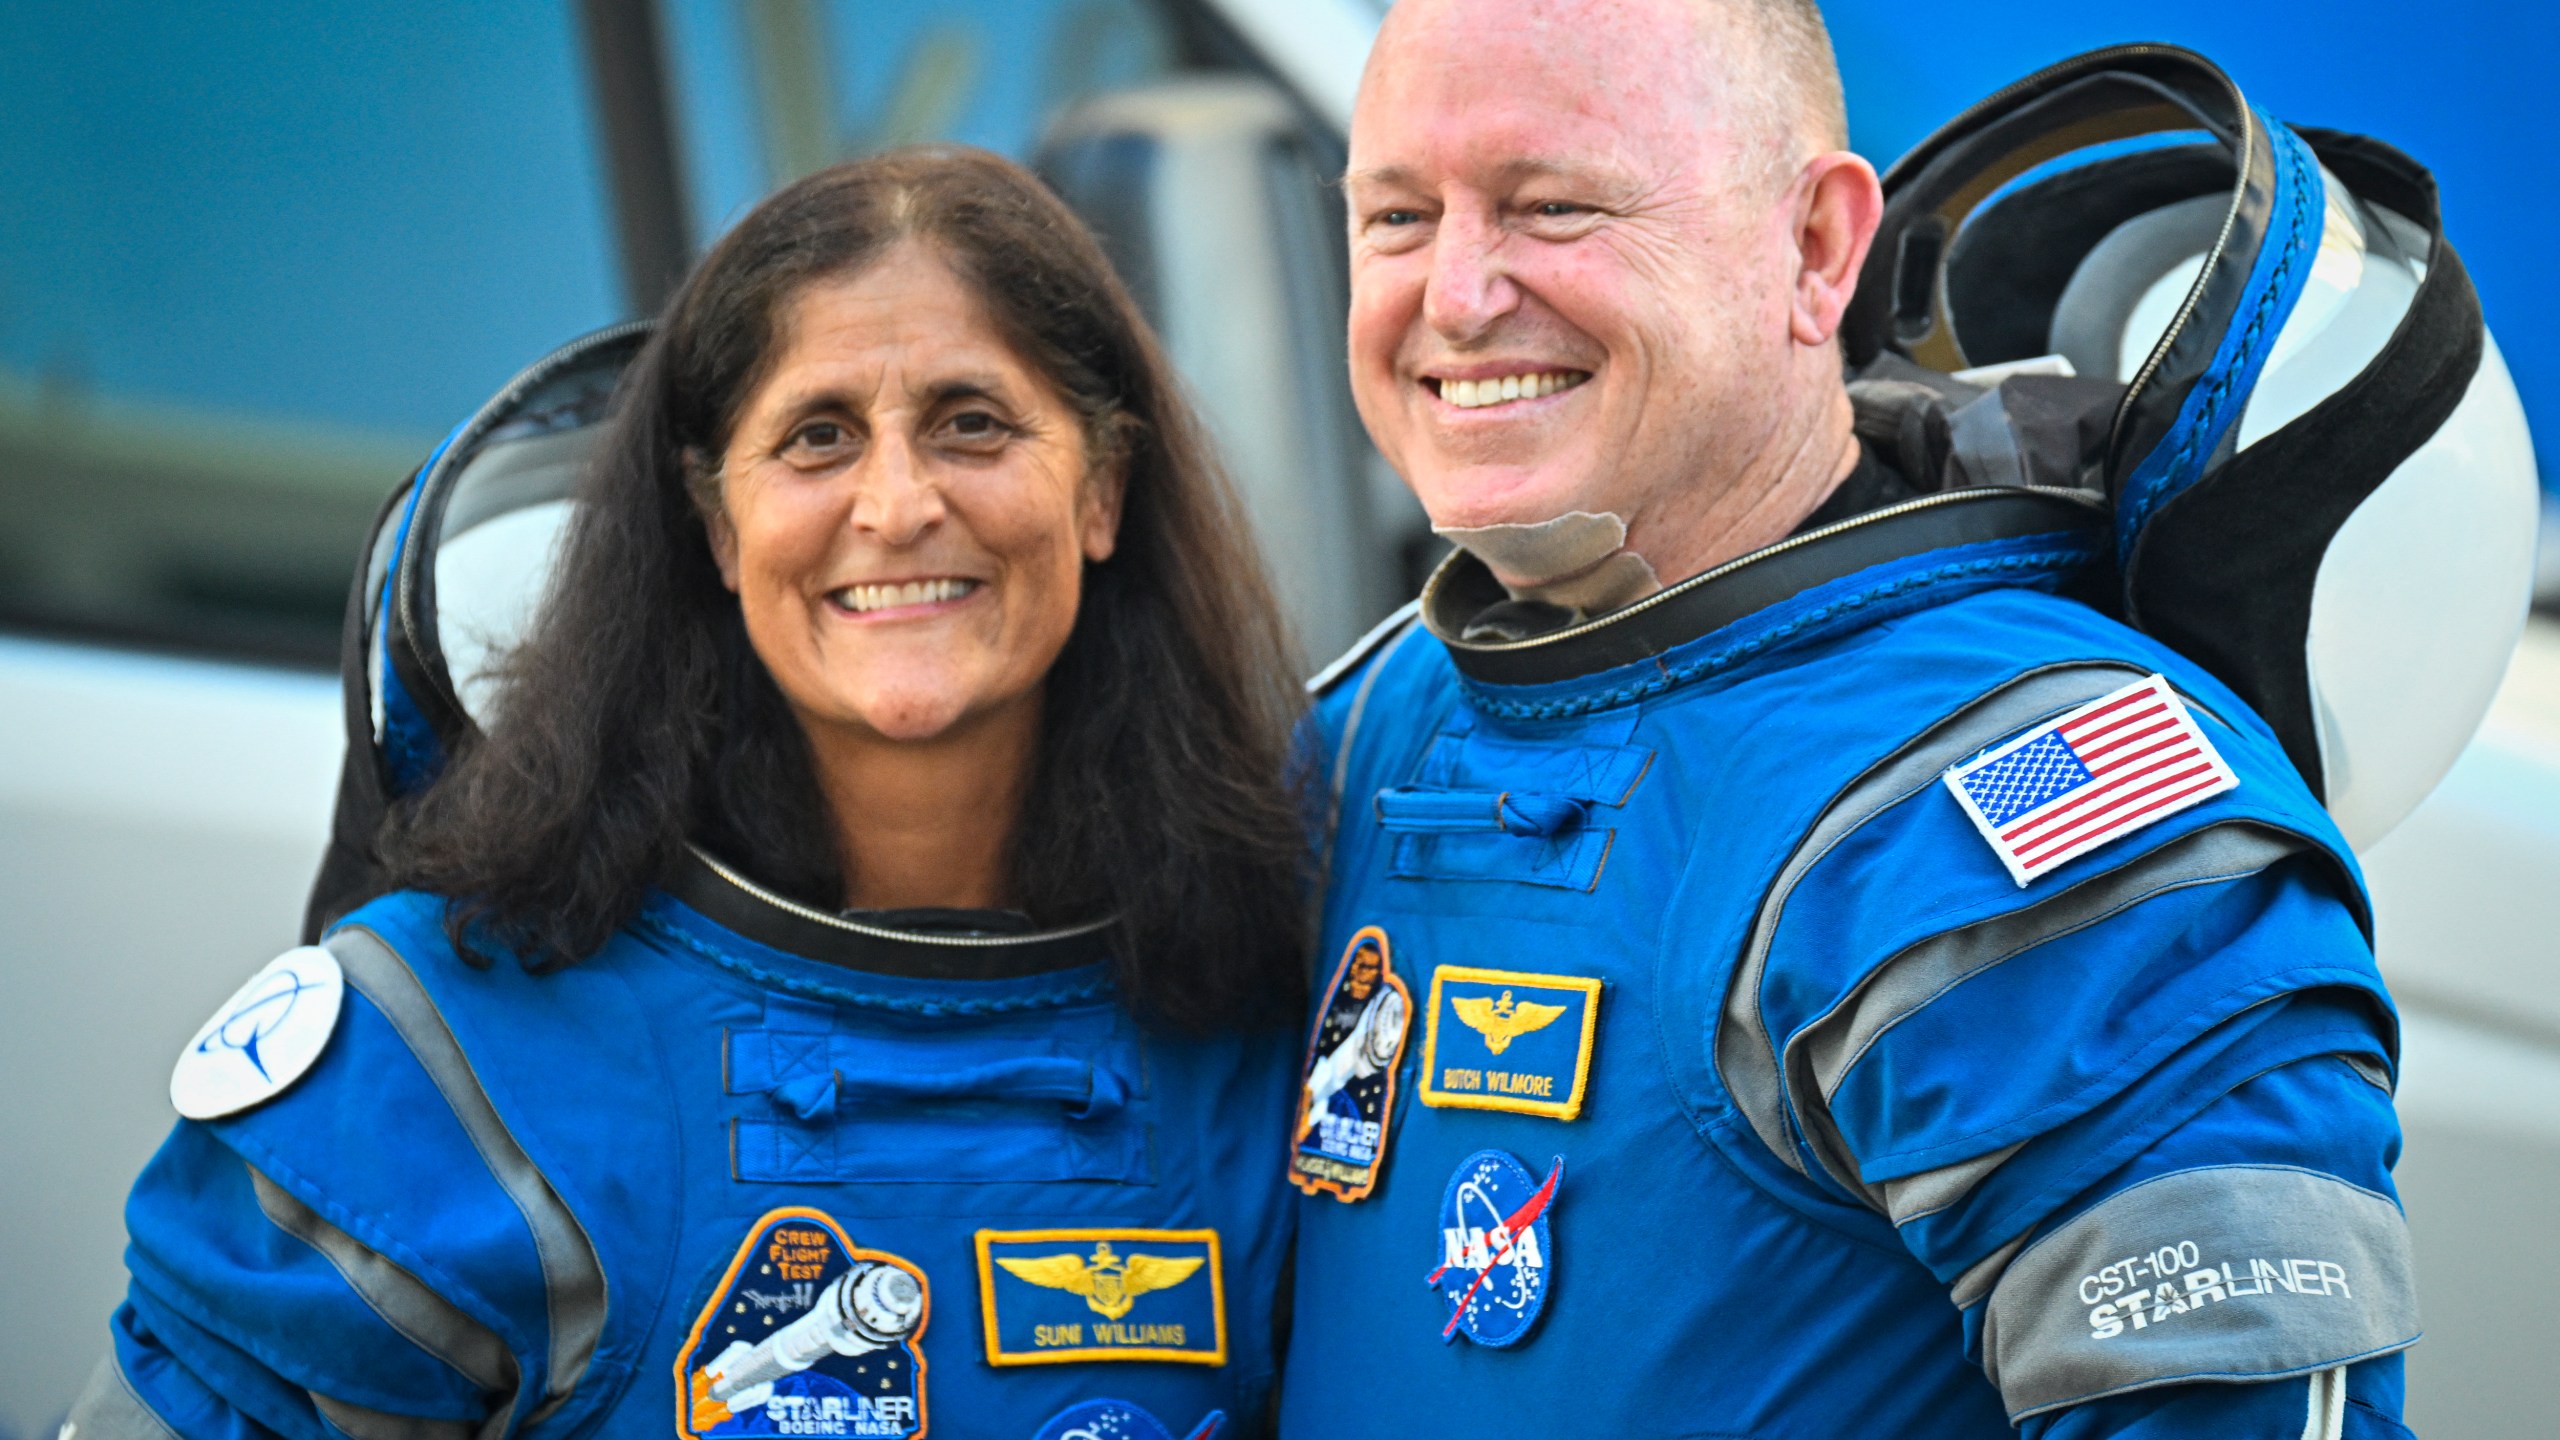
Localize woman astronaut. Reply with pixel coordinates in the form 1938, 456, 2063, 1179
78, 150, 1306, 1440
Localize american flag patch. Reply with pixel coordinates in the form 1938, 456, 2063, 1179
1942, 674, 2238, 886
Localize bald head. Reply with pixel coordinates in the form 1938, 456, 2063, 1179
1365, 0, 1848, 191
1339, 0, 1883, 588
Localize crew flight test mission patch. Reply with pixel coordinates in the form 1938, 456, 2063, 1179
677, 1207, 930, 1439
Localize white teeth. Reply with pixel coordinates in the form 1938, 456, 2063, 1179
1437, 370, 1586, 409
834, 578, 977, 613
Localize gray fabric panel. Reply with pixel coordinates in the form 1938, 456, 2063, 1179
312, 1394, 476, 1440
1785, 824, 2305, 1198
1951, 1233, 2030, 1312
248, 1165, 518, 1396
63, 1356, 181, 1440
1881, 1140, 2027, 1225
2341, 1053, 2393, 1095
328, 927, 605, 1414
1716, 662, 2152, 1174
1981, 1164, 2420, 1420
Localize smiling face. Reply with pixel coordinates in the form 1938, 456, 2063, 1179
707, 243, 1121, 748
1346, 0, 1860, 584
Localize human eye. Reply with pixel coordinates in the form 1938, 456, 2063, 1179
935, 406, 1016, 453
778, 417, 859, 467
1361, 203, 1433, 252
1519, 195, 1603, 237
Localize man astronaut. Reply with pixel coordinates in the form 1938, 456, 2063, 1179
1279, 0, 2423, 1436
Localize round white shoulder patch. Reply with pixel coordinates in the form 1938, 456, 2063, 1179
170, 944, 345, 1121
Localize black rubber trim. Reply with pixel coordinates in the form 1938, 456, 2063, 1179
389, 324, 653, 761
1425, 489, 2106, 688
2128, 144, 2481, 795
663, 849, 1116, 980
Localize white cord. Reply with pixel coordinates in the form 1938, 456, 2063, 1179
2301, 1366, 2349, 1440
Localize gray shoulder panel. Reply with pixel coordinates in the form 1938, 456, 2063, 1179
327, 926, 604, 1422
1306, 599, 1422, 697
1785, 823, 2308, 1203
1980, 1164, 2419, 1420
63, 1356, 182, 1440
249, 1164, 519, 1401
312, 1395, 477, 1440
1716, 662, 2153, 1178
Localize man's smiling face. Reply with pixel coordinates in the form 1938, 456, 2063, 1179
1344, 0, 1812, 582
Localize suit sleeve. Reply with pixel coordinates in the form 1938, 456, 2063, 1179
78, 1118, 520, 1440
1749, 751, 2420, 1433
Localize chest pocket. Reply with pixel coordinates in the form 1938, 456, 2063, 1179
726, 994, 1150, 1184
1375, 708, 1652, 891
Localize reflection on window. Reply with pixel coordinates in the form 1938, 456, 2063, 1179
0, 3, 622, 663
746, 0, 1177, 178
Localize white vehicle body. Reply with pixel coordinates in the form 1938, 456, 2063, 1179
3, 2, 2550, 1434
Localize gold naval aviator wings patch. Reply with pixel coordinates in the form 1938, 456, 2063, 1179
975, 1228, 1227, 1367
1420, 965, 1603, 1121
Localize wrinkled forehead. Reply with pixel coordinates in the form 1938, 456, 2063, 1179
1350, 0, 1743, 187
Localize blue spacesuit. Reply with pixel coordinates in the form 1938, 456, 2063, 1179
1277, 484, 2419, 1437
91, 851, 1286, 1440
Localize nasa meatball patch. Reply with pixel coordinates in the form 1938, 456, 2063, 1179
1426, 1150, 1564, 1348
1290, 926, 1413, 1202
170, 944, 344, 1120
1032, 1399, 1224, 1440
974, 1228, 1226, 1367
677, 1208, 929, 1439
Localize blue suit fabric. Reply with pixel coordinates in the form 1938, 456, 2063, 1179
110, 881, 1294, 1439
1279, 536, 2420, 1439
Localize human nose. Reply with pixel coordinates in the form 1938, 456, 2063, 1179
847, 432, 946, 545
1422, 207, 1520, 343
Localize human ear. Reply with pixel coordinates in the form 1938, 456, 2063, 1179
1079, 451, 1128, 564
687, 450, 744, 591
1789, 151, 1884, 347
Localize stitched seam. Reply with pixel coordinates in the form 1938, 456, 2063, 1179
2007, 1337, 2418, 1422
2121, 122, 2317, 545
1856, 958, 2371, 1168
638, 917, 1113, 1014
1815, 854, 2286, 1112
1464, 547, 2092, 720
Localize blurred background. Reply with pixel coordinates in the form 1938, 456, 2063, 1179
2, 1, 2552, 1435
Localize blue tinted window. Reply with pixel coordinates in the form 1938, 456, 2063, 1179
0, 1, 624, 659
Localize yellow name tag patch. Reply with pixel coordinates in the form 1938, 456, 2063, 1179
1419, 966, 1602, 1121
974, 1228, 1227, 1367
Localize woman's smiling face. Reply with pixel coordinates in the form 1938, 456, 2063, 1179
709, 242, 1121, 747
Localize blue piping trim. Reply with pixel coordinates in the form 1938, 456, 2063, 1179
1461, 533, 2102, 721
375, 422, 469, 797
2114, 115, 2322, 565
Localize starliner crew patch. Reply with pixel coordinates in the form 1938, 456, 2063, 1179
1427, 1150, 1564, 1348
975, 1228, 1227, 1366
1031, 1399, 1224, 1440
170, 944, 344, 1120
1943, 673, 2238, 886
1418, 966, 1601, 1121
678, 1208, 929, 1439
1290, 926, 1413, 1201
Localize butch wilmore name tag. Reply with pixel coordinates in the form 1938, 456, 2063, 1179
1419, 966, 1602, 1121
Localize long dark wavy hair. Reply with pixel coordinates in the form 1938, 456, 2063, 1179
383, 147, 1309, 1032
